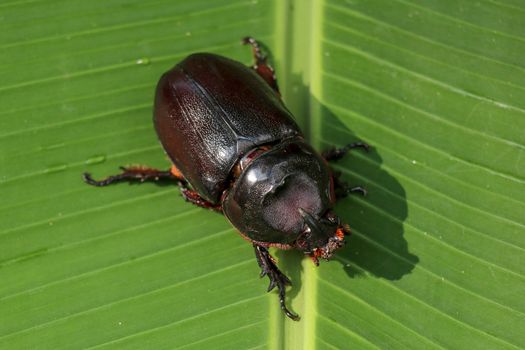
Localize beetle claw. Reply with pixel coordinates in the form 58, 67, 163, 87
254, 245, 298, 321
349, 186, 367, 196
241, 36, 266, 63
82, 172, 107, 187
267, 279, 277, 292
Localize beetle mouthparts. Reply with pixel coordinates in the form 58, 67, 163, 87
309, 233, 345, 266
319, 231, 345, 256
298, 208, 347, 261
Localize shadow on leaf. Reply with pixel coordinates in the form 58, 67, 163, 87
318, 104, 419, 281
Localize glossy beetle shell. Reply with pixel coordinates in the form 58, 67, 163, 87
154, 53, 301, 203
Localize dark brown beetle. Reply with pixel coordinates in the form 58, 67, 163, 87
83, 37, 368, 320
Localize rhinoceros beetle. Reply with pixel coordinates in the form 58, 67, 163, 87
83, 37, 369, 320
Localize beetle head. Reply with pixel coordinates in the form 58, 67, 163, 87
295, 208, 349, 265
223, 139, 343, 252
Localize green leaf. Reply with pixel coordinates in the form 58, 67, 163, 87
1, 0, 524, 349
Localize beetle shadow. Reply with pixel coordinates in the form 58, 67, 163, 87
319, 104, 419, 281
278, 99, 418, 304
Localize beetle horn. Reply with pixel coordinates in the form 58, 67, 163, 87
298, 208, 322, 236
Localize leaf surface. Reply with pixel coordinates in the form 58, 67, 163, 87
0, 1, 523, 349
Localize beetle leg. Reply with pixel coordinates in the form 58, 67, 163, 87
253, 244, 299, 321
242, 36, 280, 94
83, 166, 181, 187
333, 173, 367, 199
180, 187, 222, 212
348, 186, 367, 196
322, 142, 370, 162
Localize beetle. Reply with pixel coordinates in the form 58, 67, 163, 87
83, 37, 368, 320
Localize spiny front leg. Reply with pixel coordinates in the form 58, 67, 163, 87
322, 142, 370, 162
332, 172, 368, 199
82, 165, 181, 187
325, 143, 370, 199
253, 244, 299, 321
